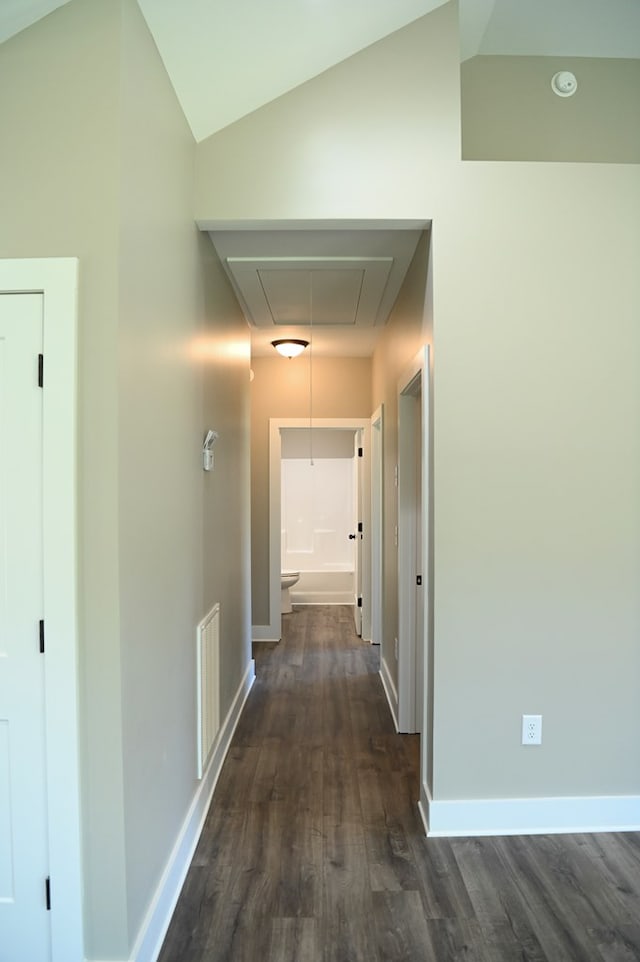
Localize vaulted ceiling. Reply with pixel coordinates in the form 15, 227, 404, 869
2, 0, 639, 142
2, 0, 637, 357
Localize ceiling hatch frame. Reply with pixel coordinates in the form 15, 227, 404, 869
202, 222, 428, 338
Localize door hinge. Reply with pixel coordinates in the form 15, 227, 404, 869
357, 597, 362, 608
416, 575, 422, 586
39, 619, 45, 654
38, 354, 44, 388
357, 521, 363, 535
358, 447, 363, 458
45, 876, 51, 911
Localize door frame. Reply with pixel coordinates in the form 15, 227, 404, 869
397, 347, 430, 737
0, 259, 83, 961
265, 417, 371, 642
352, 428, 364, 637
370, 406, 383, 646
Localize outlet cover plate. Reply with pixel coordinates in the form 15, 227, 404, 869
522, 714, 542, 745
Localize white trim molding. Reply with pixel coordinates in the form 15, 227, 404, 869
418, 783, 431, 837
422, 790, 640, 838
130, 659, 255, 962
379, 656, 399, 732
196, 218, 431, 233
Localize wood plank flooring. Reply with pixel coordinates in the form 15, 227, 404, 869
158, 605, 640, 962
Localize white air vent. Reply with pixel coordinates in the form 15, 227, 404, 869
196, 603, 220, 778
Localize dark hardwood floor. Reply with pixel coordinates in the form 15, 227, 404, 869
158, 605, 640, 962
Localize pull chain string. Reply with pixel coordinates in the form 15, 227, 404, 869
309, 273, 314, 466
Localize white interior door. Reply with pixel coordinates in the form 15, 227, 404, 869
370, 407, 383, 647
397, 346, 430, 735
352, 430, 363, 636
0, 294, 50, 961
414, 385, 424, 733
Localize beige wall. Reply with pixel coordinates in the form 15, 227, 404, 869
200, 238, 252, 717
195, 5, 457, 221
117, 6, 252, 953
0, 2, 128, 952
371, 231, 434, 725
116, 0, 251, 946
195, 0, 640, 806
433, 162, 640, 799
462, 55, 640, 163
250, 356, 372, 624
0, 1, 252, 957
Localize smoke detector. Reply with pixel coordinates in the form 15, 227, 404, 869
551, 71, 577, 97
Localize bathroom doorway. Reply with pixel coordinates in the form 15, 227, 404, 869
280, 427, 357, 610
268, 418, 372, 643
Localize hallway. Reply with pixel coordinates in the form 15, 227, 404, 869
158, 606, 640, 962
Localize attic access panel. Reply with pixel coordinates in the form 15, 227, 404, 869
225, 256, 394, 328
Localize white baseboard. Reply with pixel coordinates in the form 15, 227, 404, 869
291, 593, 353, 604
127, 659, 256, 962
379, 656, 398, 731
252, 624, 280, 643
423, 788, 640, 837
418, 782, 431, 836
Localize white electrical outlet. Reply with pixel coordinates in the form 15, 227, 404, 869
522, 714, 542, 746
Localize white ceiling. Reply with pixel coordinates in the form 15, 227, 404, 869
459, 0, 640, 62
137, 0, 449, 142
3, 0, 639, 142
0, 0, 69, 45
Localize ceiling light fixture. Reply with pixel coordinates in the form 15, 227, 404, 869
271, 338, 309, 358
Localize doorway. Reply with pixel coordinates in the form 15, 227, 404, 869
370, 406, 383, 647
0, 260, 82, 962
280, 427, 358, 623
397, 348, 430, 745
267, 418, 372, 643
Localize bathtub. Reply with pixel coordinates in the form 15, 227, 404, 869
289, 569, 355, 605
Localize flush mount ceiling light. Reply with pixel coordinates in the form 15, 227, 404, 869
271, 338, 309, 358
551, 71, 578, 97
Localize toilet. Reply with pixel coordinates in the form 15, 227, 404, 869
280, 571, 300, 614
